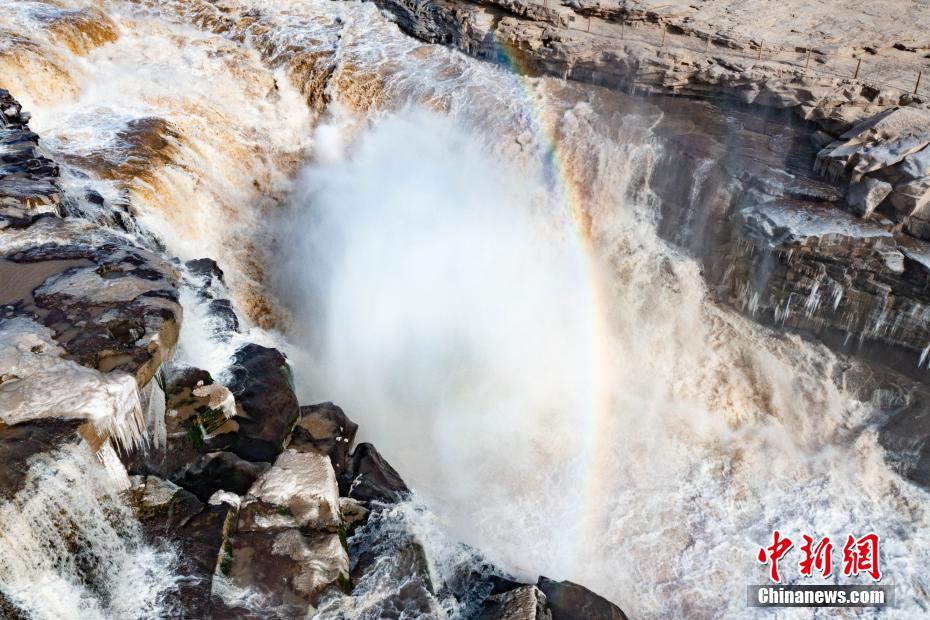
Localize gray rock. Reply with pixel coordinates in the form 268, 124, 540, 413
536, 577, 628, 620
227, 344, 300, 463
290, 402, 358, 476
344, 442, 410, 506
480, 586, 552, 620
847, 177, 892, 217
173, 451, 269, 502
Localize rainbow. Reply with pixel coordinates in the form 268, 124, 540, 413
490, 32, 617, 576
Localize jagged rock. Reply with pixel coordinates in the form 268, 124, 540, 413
241, 449, 341, 531
185, 257, 226, 283
126, 475, 204, 532
0, 111, 181, 440
226, 528, 348, 611
368, 0, 928, 140
126, 476, 234, 618
350, 526, 436, 617
124, 366, 238, 479
817, 107, 930, 182
344, 443, 410, 505
173, 451, 270, 502
226, 450, 349, 610
900, 146, 930, 181
339, 497, 369, 531
536, 577, 628, 620
290, 402, 358, 476
206, 298, 240, 335
479, 585, 552, 620
879, 383, 930, 488
847, 177, 892, 217
227, 344, 300, 462
175, 503, 236, 617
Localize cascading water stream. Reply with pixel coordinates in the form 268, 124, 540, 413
0, 443, 178, 619
2, 0, 930, 618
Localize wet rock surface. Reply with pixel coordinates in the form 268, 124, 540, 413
537, 577, 629, 620
0, 91, 180, 499
173, 451, 270, 502
227, 343, 301, 462
343, 442, 411, 505
0, 418, 83, 500
291, 402, 358, 477
479, 585, 552, 620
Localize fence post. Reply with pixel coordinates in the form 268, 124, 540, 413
587, 16, 591, 33
757, 41, 763, 60
661, 24, 667, 46
854, 57, 862, 79
805, 48, 811, 69
916, 71, 923, 95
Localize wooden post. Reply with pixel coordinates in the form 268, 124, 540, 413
757, 41, 763, 60
587, 16, 591, 33
853, 57, 862, 79
805, 48, 811, 69
661, 24, 667, 46
916, 71, 923, 95
704, 34, 710, 53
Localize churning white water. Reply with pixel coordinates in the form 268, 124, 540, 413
3, 0, 930, 618
0, 444, 178, 619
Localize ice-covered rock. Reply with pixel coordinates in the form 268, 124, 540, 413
243, 449, 341, 531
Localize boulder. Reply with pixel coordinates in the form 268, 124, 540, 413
290, 402, 358, 476
126, 475, 204, 532
479, 586, 552, 620
536, 578, 628, 620
226, 449, 349, 610
344, 442, 410, 505
227, 344, 300, 462
173, 451, 270, 502
124, 366, 238, 480
879, 383, 930, 488
846, 177, 892, 217
242, 449, 341, 531
226, 528, 348, 611
126, 476, 234, 618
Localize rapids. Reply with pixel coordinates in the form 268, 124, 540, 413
2, 0, 929, 618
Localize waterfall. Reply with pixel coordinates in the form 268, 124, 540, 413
0, 443, 178, 619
